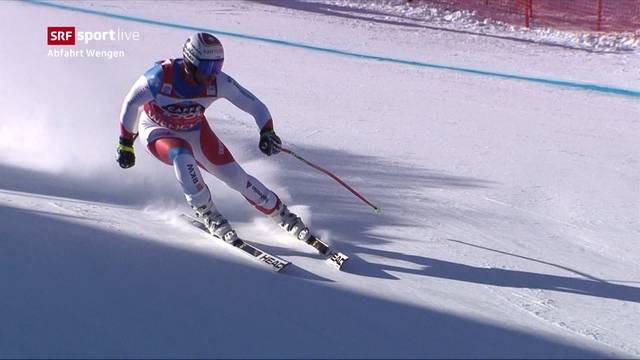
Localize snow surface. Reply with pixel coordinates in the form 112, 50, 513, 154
1, 0, 639, 357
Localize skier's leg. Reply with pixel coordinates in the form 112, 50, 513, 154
191, 121, 311, 241
138, 114, 215, 214
146, 136, 207, 206
191, 120, 281, 214
142, 129, 237, 242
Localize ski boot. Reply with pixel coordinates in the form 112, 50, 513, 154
193, 204, 238, 243
270, 202, 311, 242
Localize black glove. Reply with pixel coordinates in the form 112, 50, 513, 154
259, 128, 282, 156
117, 137, 136, 168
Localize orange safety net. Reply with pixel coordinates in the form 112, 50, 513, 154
414, 0, 640, 32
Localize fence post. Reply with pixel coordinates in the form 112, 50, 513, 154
524, 0, 533, 28
596, 0, 603, 31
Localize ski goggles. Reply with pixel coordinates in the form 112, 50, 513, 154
196, 58, 224, 76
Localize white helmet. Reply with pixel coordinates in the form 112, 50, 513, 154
183, 32, 224, 76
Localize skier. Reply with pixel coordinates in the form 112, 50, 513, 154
116, 32, 311, 244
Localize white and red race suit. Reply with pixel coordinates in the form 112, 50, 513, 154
119, 58, 281, 214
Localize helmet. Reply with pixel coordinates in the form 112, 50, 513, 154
182, 32, 224, 76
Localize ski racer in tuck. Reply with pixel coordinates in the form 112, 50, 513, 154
117, 32, 310, 243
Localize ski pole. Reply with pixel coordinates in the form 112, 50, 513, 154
275, 144, 381, 214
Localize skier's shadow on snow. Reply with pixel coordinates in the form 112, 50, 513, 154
253, 143, 640, 303
342, 243, 640, 304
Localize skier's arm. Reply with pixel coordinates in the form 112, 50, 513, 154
117, 64, 160, 169
218, 73, 273, 132
119, 74, 155, 140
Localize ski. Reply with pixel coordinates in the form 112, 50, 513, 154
181, 214, 290, 272
300, 231, 349, 270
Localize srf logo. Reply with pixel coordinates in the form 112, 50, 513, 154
48, 27, 75, 45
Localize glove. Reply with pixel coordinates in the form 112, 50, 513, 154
116, 137, 136, 168
259, 128, 282, 156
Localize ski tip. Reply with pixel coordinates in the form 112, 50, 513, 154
373, 207, 382, 215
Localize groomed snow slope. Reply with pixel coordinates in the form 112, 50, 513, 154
1, 1, 639, 357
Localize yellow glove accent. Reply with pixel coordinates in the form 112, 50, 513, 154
117, 144, 134, 153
